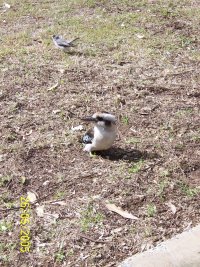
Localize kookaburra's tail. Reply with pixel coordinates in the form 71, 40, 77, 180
82, 130, 93, 144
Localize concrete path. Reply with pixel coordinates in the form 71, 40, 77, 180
119, 224, 200, 267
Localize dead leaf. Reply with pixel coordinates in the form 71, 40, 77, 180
51, 201, 67, 206
111, 227, 123, 234
3, 3, 11, 11
25, 129, 33, 136
59, 69, 65, 74
21, 176, 26, 184
36, 205, 44, 217
71, 125, 84, 131
0, 154, 5, 162
52, 109, 61, 114
47, 82, 59, 91
105, 203, 138, 220
45, 212, 59, 221
135, 33, 144, 39
4, 3, 10, 8
166, 201, 177, 214
27, 191, 37, 203
43, 180, 50, 186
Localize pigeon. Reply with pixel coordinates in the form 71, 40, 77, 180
52, 35, 79, 50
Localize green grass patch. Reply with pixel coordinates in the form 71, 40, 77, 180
146, 204, 156, 217
178, 182, 200, 198
129, 159, 144, 174
80, 204, 104, 232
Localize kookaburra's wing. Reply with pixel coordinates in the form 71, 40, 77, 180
82, 128, 94, 144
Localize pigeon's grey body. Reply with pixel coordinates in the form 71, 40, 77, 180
81, 112, 117, 153
52, 35, 79, 50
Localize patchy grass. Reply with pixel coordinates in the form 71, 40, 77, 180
128, 159, 144, 174
146, 204, 157, 217
157, 179, 169, 198
80, 204, 104, 232
55, 250, 66, 263
0, 0, 200, 266
121, 115, 129, 125
0, 220, 13, 232
178, 182, 200, 198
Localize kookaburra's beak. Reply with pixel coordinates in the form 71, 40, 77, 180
81, 116, 97, 122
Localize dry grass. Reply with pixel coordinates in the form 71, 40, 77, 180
0, 0, 200, 266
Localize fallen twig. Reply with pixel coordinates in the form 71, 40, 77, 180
79, 233, 109, 243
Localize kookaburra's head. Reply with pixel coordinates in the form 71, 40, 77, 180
81, 112, 116, 127
81, 112, 117, 153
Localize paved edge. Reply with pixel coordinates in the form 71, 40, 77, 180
118, 224, 200, 267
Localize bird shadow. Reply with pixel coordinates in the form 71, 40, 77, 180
94, 147, 159, 162
66, 50, 92, 57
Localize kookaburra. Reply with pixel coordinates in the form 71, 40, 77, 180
81, 112, 117, 153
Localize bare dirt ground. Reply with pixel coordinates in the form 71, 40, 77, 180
0, 0, 200, 266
